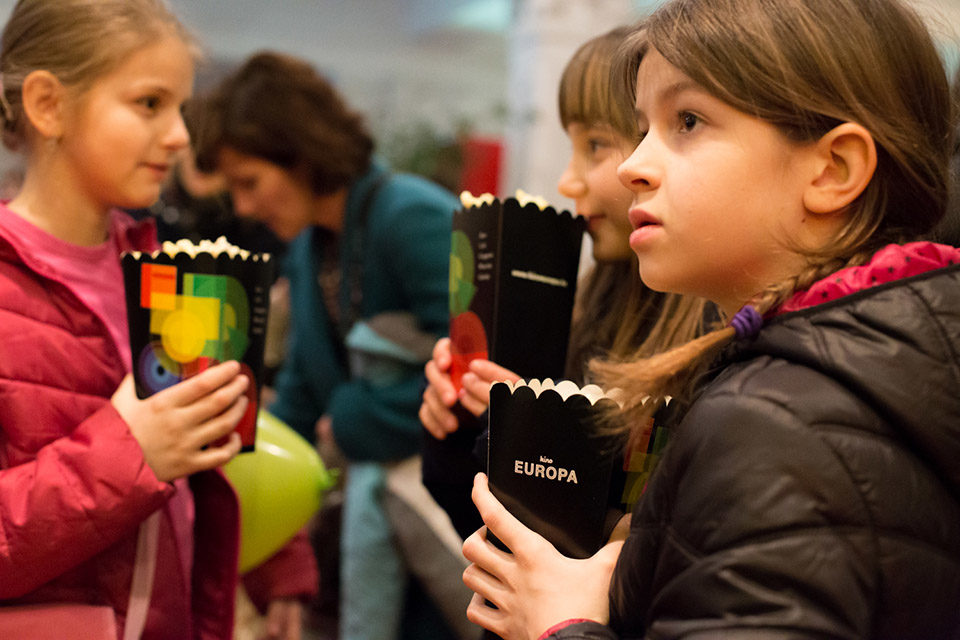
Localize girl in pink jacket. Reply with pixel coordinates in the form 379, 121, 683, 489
0, 1, 315, 638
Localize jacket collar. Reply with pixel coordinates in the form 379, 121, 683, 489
779, 241, 960, 314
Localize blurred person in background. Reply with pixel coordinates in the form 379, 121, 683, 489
189, 51, 465, 640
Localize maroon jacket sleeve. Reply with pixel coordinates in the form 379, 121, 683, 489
241, 528, 319, 612
0, 404, 171, 598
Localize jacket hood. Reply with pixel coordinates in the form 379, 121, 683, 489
728, 259, 960, 501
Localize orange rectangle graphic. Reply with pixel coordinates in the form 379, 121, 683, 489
140, 263, 177, 309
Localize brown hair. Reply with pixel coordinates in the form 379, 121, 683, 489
189, 51, 374, 196
0, 0, 196, 151
933, 63, 960, 246
595, 0, 953, 427
559, 25, 712, 383
558, 25, 639, 142
566, 258, 711, 383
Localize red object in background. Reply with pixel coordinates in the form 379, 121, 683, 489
458, 136, 502, 196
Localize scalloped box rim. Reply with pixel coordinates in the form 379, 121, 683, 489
495, 378, 623, 407
459, 195, 584, 221
121, 248, 272, 263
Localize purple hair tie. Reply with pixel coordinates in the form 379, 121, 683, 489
729, 305, 763, 339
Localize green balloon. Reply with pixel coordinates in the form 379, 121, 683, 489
223, 410, 337, 572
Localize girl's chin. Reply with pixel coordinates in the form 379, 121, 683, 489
591, 242, 636, 263
274, 224, 304, 241
119, 196, 161, 212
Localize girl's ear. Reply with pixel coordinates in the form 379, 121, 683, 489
20, 70, 67, 139
803, 122, 877, 215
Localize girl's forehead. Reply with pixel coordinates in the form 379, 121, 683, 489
634, 50, 699, 111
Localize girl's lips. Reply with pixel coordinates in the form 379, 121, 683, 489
628, 207, 660, 229
628, 208, 663, 248
143, 163, 171, 178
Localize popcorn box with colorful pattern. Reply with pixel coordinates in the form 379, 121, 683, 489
121, 237, 275, 451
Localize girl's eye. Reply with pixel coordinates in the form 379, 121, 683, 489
236, 177, 257, 191
138, 96, 160, 111
679, 111, 700, 132
587, 138, 607, 154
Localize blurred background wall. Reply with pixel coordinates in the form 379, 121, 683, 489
0, 0, 957, 212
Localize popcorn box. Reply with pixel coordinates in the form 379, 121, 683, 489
121, 237, 275, 452
449, 191, 585, 390
487, 379, 625, 558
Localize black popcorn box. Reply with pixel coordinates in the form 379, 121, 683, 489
487, 379, 625, 559
121, 239, 275, 451
448, 193, 586, 390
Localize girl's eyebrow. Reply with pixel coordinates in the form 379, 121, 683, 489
129, 82, 173, 97
660, 79, 701, 102
635, 79, 704, 118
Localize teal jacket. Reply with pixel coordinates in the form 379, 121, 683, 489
270, 161, 456, 462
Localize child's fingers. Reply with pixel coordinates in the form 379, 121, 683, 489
424, 360, 457, 406
189, 395, 250, 450
469, 359, 521, 385
110, 373, 139, 419
262, 599, 302, 640
471, 473, 541, 556
462, 563, 510, 630
419, 401, 446, 440
457, 387, 489, 417
462, 525, 512, 588
112, 372, 136, 398
459, 373, 491, 415
465, 591, 507, 638
462, 562, 509, 605
160, 360, 243, 407
419, 386, 458, 439
178, 372, 250, 427
432, 337, 452, 370
187, 431, 242, 474
458, 360, 518, 417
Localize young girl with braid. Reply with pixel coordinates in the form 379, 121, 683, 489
461, 1, 960, 638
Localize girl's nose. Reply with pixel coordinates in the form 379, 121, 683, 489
557, 163, 586, 199
617, 141, 659, 192
164, 112, 190, 150
231, 191, 255, 217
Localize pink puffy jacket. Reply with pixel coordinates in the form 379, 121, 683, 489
0, 210, 316, 639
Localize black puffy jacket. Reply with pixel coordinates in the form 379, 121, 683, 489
556, 260, 960, 639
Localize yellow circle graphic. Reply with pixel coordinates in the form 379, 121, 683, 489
161, 309, 207, 363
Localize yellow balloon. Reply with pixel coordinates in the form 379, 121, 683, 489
223, 410, 337, 573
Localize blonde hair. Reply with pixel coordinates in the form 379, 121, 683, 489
0, 0, 197, 150
595, 0, 953, 429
